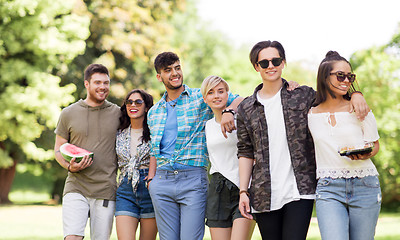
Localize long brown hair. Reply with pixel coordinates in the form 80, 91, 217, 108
315, 51, 359, 106
119, 89, 153, 143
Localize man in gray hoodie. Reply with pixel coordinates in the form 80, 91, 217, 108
54, 64, 120, 240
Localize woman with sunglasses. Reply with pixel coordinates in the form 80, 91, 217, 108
308, 51, 380, 240
115, 89, 157, 240
236, 41, 370, 240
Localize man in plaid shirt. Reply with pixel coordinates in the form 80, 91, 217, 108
146, 52, 242, 240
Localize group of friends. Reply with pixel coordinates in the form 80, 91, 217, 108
54, 40, 381, 240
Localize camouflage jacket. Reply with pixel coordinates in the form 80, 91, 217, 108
236, 80, 317, 212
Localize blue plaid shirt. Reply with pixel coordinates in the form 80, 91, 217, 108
148, 85, 238, 168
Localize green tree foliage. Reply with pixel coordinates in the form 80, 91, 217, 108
39, 0, 186, 200
0, 0, 90, 168
62, 0, 186, 103
351, 45, 400, 209
283, 61, 316, 89
215, 47, 316, 98
216, 45, 260, 98
165, 1, 249, 98
168, 2, 316, 98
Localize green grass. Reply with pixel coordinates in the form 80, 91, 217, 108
4, 171, 400, 239
0, 204, 399, 240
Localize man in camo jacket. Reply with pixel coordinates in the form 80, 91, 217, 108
236, 40, 369, 240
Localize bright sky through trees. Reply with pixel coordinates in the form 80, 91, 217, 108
196, 0, 400, 69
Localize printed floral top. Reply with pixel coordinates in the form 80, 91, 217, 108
116, 126, 151, 192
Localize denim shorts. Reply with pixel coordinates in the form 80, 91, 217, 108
115, 168, 155, 219
206, 172, 244, 228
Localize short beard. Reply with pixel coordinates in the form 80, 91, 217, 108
167, 83, 182, 90
163, 77, 183, 90
89, 93, 107, 104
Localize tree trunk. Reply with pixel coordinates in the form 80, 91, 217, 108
50, 176, 65, 204
0, 159, 17, 204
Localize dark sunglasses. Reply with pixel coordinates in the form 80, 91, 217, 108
125, 99, 144, 107
330, 71, 356, 83
257, 58, 283, 69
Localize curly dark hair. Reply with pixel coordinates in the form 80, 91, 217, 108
154, 52, 180, 73
118, 89, 153, 143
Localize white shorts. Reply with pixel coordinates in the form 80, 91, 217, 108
62, 192, 115, 240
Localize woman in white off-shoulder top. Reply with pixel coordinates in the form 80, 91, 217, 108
308, 51, 381, 240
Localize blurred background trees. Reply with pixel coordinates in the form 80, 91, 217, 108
0, 0, 399, 210
350, 41, 400, 209
0, 0, 90, 203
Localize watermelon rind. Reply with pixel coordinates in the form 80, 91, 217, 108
60, 143, 94, 163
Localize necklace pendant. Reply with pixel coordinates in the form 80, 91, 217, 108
167, 94, 177, 107
169, 102, 177, 108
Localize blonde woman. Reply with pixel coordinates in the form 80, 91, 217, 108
201, 75, 255, 240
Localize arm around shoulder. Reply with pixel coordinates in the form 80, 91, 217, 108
350, 92, 370, 121
220, 96, 244, 137
236, 105, 254, 159
226, 96, 244, 112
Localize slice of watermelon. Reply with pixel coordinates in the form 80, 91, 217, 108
60, 143, 94, 163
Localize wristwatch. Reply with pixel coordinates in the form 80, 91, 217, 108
222, 108, 235, 115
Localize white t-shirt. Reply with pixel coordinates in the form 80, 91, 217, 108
205, 117, 240, 187
257, 89, 312, 211
308, 111, 379, 179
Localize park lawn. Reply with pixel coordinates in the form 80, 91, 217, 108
0, 204, 399, 240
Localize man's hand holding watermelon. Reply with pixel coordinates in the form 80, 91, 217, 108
55, 140, 94, 173
68, 154, 93, 173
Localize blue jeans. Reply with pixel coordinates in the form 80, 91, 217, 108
316, 176, 381, 240
148, 167, 208, 240
115, 169, 155, 219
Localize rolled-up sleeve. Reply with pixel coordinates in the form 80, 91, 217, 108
236, 104, 254, 159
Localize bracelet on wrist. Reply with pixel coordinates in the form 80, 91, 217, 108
222, 108, 235, 115
239, 190, 249, 196
68, 164, 78, 173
